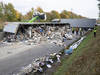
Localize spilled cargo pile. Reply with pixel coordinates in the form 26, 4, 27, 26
3, 24, 73, 46
17, 53, 61, 75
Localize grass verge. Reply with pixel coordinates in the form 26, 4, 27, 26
54, 27, 100, 75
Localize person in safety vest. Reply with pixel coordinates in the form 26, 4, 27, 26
93, 28, 97, 37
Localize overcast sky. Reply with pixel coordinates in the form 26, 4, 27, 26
1, 0, 99, 19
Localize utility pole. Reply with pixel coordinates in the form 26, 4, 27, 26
71, 8, 73, 19
98, 0, 100, 19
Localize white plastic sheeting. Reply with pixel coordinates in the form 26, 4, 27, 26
65, 36, 86, 55
70, 36, 86, 50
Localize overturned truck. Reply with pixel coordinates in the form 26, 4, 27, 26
3, 22, 70, 42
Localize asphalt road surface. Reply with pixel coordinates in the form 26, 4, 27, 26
0, 38, 77, 75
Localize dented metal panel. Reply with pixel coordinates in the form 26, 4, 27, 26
3, 23, 19, 33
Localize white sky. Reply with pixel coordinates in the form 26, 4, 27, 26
1, 0, 99, 19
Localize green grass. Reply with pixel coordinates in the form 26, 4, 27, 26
54, 27, 100, 75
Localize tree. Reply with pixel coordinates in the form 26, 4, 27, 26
0, 2, 23, 22
15, 10, 22, 21
0, 2, 85, 22
4, 3, 17, 21
46, 12, 52, 21
23, 8, 34, 21
60, 13, 67, 19
50, 10, 61, 20
36, 7, 43, 13
60, 10, 69, 18
0, 2, 5, 21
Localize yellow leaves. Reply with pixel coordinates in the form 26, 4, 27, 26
36, 7, 44, 13
15, 11, 20, 19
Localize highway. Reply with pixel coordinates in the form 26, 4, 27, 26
0, 38, 77, 75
